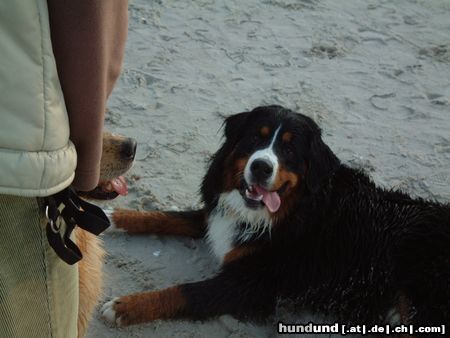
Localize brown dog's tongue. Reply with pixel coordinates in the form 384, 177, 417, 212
254, 185, 281, 213
110, 176, 128, 196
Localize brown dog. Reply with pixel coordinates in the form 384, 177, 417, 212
76, 132, 136, 337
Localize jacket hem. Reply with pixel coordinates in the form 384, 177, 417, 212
0, 172, 75, 198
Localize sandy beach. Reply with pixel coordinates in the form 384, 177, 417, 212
87, 0, 449, 337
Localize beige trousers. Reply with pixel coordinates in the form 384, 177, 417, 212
0, 195, 78, 338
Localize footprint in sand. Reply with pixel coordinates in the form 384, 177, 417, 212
262, 0, 317, 11
251, 46, 293, 69
307, 28, 357, 59
308, 44, 343, 59
418, 44, 450, 63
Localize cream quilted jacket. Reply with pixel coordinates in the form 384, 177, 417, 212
0, 1, 76, 196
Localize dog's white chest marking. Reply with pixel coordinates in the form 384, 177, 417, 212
206, 191, 272, 262
206, 210, 237, 262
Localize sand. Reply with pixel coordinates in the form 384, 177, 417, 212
87, 0, 450, 337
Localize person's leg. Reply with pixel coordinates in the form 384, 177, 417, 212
0, 195, 78, 338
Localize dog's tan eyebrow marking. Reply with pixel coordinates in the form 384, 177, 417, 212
282, 132, 293, 143
260, 126, 270, 137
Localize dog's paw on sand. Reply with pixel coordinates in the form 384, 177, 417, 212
101, 298, 122, 326
102, 207, 126, 232
101, 296, 150, 327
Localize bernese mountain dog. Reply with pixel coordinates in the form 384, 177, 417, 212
102, 105, 449, 335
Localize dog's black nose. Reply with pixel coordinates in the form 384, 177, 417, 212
250, 159, 273, 181
121, 138, 137, 160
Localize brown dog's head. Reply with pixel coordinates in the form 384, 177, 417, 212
78, 132, 137, 200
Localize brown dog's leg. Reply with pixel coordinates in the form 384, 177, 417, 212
76, 229, 106, 338
111, 209, 206, 238
101, 257, 277, 326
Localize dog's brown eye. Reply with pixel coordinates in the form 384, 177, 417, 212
285, 147, 296, 160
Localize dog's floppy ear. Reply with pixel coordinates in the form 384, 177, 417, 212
224, 111, 250, 141
306, 130, 340, 193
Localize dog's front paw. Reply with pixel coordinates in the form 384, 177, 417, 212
101, 297, 128, 326
101, 294, 156, 327
101, 288, 185, 326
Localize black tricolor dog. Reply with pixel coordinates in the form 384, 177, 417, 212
102, 105, 450, 334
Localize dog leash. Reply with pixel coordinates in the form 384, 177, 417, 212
44, 186, 110, 265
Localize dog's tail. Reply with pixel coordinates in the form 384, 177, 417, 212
104, 208, 207, 238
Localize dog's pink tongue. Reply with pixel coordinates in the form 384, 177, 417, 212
110, 176, 128, 196
254, 185, 281, 213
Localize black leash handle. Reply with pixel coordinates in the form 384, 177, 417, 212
45, 186, 111, 265
55, 187, 110, 235
46, 219, 82, 265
